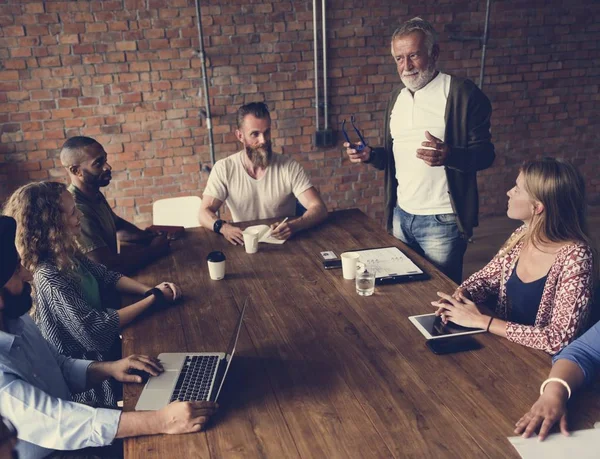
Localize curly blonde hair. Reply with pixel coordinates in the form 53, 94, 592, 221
3, 181, 79, 273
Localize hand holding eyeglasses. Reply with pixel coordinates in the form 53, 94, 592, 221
342, 116, 372, 163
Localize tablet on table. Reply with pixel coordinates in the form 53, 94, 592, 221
408, 313, 486, 340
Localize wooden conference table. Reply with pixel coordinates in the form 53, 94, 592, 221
123, 209, 600, 458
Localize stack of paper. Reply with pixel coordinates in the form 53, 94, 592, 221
508, 428, 600, 458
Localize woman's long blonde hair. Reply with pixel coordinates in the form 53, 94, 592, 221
502, 159, 596, 274
3, 181, 79, 273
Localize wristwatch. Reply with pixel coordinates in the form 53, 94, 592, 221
213, 219, 225, 234
144, 287, 165, 308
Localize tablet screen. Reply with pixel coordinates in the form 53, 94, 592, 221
408, 313, 485, 339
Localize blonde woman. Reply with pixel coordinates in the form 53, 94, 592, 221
3, 182, 182, 407
432, 158, 595, 354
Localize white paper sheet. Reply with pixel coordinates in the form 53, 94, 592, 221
355, 247, 423, 277
508, 428, 600, 459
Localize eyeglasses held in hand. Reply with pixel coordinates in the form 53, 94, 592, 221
341, 116, 368, 152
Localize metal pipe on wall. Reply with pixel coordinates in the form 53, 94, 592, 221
312, 0, 320, 131
479, 0, 492, 90
194, 0, 216, 167
449, 0, 493, 90
321, 0, 328, 130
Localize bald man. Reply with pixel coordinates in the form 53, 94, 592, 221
60, 136, 169, 274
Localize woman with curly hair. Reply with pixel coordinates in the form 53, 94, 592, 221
432, 158, 596, 355
3, 181, 182, 407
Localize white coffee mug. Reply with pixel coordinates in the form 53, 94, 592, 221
341, 252, 361, 280
243, 228, 260, 254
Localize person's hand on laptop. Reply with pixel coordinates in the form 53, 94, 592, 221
159, 401, 218, 434
88, 354, 164, 385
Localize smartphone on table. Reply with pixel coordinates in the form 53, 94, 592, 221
323, 259, 342, 269
426, 336, 482, 355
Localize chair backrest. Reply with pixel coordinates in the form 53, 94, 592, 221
152, 196, 202, 228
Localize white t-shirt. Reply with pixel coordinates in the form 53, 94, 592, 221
390, 72, 453, 215
203, 150, 313, 223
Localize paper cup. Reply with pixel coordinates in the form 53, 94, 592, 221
243, 228, 260, 254
341, 252, 360, 280
207, 251, 226, 280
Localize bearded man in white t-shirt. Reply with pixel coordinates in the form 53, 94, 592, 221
199, 102, 328, 245
345, 17, 495, 283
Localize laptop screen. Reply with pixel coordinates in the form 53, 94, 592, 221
213, 297, 248, 401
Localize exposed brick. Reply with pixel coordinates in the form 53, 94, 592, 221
4, 26, 25, 37
73, 44, 94, 54
0, 1, 598, 228
116, 41, 137, 51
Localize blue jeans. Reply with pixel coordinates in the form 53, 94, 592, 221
392, 206, 467, 284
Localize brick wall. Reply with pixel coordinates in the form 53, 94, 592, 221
1, 0, 599, 227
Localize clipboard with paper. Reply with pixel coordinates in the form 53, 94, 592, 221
353, 246, 428, 284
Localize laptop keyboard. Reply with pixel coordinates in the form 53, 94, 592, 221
169, 355, 219, 402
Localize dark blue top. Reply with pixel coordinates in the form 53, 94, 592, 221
505, 262, 548, 326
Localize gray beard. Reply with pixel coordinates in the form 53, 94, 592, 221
401, 66, 437, 92
246, 145, 272, 169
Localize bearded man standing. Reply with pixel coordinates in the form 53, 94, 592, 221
345, 17, 495, 283
199, 102, 328, 245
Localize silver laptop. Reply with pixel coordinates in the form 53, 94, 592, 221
135, 298, 248, 411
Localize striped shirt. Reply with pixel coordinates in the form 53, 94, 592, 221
32, 255, 123, 406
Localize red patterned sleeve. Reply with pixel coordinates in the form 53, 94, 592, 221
460, 255, 503, 304
505, 244, 594, 355
460, 226, 525, 304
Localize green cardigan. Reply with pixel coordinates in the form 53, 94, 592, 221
367, 75, 495, 238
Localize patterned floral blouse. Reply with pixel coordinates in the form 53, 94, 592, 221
461, 226, 594, 355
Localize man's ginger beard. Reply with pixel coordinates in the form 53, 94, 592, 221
246, 141, 273, 169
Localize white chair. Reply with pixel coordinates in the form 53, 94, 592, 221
152, 196, 202, 228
